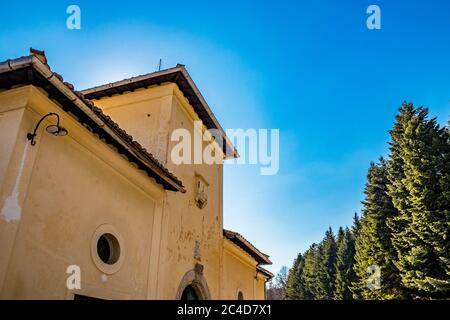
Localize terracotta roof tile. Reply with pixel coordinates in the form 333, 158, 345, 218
0, 54, 184, 192
223, 229, 271, 265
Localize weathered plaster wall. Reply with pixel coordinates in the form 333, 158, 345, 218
0, 84, 267, 300
222, 239, 268, 300
254, 273, 267, 300
0, 86, 164, 299
91, 85, 173, 164
94, 84, 224, 299
159, 92, 223, 299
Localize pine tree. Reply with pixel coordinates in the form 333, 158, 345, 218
387, 103, 450, 297
336, 227, 345, 248
352, 159, 404, 299
386, 103, 418, 297
441, 121, 450, 282
334, 227, 356, 300
286, 105, 449, 300
352, 212, 361, 237
286, 253, 305, 299
316, 228, 337, 299
300, 244, 320, 299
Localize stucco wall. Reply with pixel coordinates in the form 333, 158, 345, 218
223, 251, 255, 299
0, 86, 164, 299
0, 84, 267, 300
90, 86, 172, 164
254, 274, 267, 300
94, 84, 224, 299
222, 240, 268, 300
159, 93, 223, 299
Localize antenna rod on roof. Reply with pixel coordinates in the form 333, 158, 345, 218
157, 58, 162, 71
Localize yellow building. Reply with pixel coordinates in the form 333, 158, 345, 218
0, 49, 272, 300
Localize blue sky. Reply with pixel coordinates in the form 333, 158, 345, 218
1, 0, 449, 274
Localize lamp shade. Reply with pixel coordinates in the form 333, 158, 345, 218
46, 125, 68, 136
55, 127, 68, 136
46, 125, 59, 134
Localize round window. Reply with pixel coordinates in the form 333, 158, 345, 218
91, 225, 124, 274
96, 233, 120, 265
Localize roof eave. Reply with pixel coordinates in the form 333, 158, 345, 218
223, 229, 272, 265
177, 66, 238, 159
81, 66, 238, 160
0, 55, 185, 193
256, 265, 274, 280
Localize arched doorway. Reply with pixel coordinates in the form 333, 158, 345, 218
176, 263, 211, 300
181, 285, 199, 300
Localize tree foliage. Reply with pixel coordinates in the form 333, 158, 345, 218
285, 103, 449, 300
334, 227, 356, 300
386, 103, 450, 297
352, 159, 405, 299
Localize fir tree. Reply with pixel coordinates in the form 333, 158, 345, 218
387, 103, 450, 297
300, 244, 320, 299
286, 253, 305, 299
336, 227, 345, 248
286, 104, 449, 300
352, 159, 404, 299
352, 212, 361, 238
334, 227, 356, 300
316, 228, 337, 299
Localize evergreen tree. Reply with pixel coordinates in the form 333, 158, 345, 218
300, 244, 320, 299
386, 103, 418, 297
442, 121, 450, 280
286, 253, 305, 299
286, 104, 449, 300
387, 103, 450, 297
334, 227, 356, 300
352, 159, 404, 299
316, 228, 337, 299
334, 227, 344, 299
352, 212, 361, 238
336, 227, 345, 248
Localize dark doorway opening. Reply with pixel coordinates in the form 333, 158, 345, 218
181, 285, 199, 300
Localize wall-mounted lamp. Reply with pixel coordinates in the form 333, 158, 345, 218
27, 112, 68, 146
